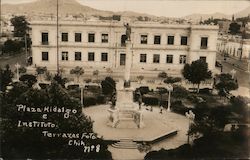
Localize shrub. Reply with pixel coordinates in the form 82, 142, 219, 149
142, 95, 158, 105
138, 86, 150, 95
84, 96, 97, 106
101, 77, 116, 95
199, 88, 212, 95
171, 100, 189, 115
172, 85, 189, 99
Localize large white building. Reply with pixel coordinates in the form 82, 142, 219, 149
31, 20, 218, 77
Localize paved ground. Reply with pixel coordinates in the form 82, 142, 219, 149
83, 105, 189, 160
217, 52, 250, 98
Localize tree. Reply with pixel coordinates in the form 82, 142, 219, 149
158, 71, 167, 83
53, 74, 68, 88
172, 85, 189, 100
137, 75, 144, 84
15, 66, 27, 75
70, 66, 84, 82
215, 73, 238, 98
190, 104, 231, 138
36, 66, 47, 81
0, 65, 14, 92
101, 77, 116, 96
182, 59, 212, 93
106, 68, 113, 76
10, 16, 30, 37
3, 40, 23, 55
0, 82, 112, 159
93, 70, 99, 81
164, 76, 182, 84
229, 22, 241, 35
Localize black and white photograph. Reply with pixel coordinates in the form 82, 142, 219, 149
0, 0, 249, 159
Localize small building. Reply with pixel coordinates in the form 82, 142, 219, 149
217, 34, 250, 60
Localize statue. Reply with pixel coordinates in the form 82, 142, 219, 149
124, 23, 131, 41
111, 91, 117, 109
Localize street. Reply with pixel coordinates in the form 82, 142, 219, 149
0, 53, 26, 70
216, 52, 250, 97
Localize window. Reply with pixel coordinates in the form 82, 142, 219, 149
41, 32, 48, 45
42, 52, 48, 61
154, 35, 161, 44
62, 52, 68, 61
179, 55, 186, 64
101, 34, 108, 43
153, 54, 160, 63
88, 33, 95, 43
181, 36, 188, 45
101, 53, 108, 61
166, 55, 173, 63
75, 52, 82, 61
200, 56, 206, 62
140, 54, 147, 63
141, 35, 148, 44
61, 33, 68, 42
167, 36, 174, 45
201, 37, 208, 49
75, 33, 82, 42
88, 52, 95, 61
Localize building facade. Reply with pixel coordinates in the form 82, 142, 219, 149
31, 20, 218, 76
217, 35, 250, 60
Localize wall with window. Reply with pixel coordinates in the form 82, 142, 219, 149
132, 49, 188, 70
31, 21, 218, 72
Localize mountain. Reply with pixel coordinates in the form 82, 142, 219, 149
234, 6, 250, 18
2, 0, 250, 22
184, 5, 250, 22
184, 12, 231, 22
2, 0, 113, 17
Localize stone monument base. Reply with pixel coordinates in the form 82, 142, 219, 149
107, 87, 144, 129
108, 106, 144, 128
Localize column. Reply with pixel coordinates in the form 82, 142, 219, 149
124, 40, 132, 87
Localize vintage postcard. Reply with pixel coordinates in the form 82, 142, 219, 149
0, 0, 249, 159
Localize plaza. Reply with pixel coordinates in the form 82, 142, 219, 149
83, 105, 189, 159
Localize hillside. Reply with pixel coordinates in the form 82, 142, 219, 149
2, 0, 113, 16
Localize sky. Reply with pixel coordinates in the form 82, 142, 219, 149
2, 0, 250, 17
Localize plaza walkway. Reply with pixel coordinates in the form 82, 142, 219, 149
83, 105, 189, 160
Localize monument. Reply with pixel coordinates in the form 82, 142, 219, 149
108, 23, 144, 128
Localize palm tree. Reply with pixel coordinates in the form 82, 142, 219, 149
106, 68, 113, 77
137, 75, 144, 84
36, 66, 47, 81
70, 66, 84, 82
93, 70, 99, 82
158, 71, 167, 84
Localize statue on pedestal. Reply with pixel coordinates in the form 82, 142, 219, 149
124, 23, 131, 41
111, 91, 117, 109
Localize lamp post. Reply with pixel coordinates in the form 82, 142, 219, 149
166, 85, 173, 112
185, 110, 195, 144
80, 83, 84, 107
15, 63, 20, 81
230, 69, 236, 79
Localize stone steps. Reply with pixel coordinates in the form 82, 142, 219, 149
112, 139, 138, 149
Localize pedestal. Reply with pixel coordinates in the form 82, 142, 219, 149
107, 39, 144, 128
